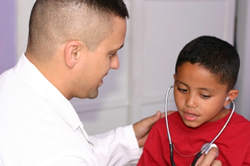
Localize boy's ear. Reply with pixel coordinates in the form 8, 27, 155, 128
224, 89, 239, 106
64, 41, 86, 68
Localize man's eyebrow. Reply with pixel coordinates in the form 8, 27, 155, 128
118, 44, 124, 50
111, 44, 124, 52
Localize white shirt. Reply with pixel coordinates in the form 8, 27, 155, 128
0, 54, 140, 166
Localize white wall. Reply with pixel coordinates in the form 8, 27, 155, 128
234, 0, 250, 120
17, 0, 244, 135
17, 0, 36, 58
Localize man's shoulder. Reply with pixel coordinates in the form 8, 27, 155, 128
0, 68, 15, 83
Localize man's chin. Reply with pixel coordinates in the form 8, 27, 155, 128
87, 90, 99, 99
73, 89, 99, 99
87, 95, 98, 99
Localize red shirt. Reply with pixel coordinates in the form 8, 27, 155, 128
138, 111, 250, 166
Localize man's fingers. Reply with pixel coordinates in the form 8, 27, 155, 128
195, 153, 205, 166
167, 110, 175, 115
201, 147, 218, 163
143, 111, 163, 126
133, 111, 163, 147
196, 147, 222, 166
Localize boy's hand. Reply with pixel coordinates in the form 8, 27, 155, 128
194, 147, 222, 166
133, 111, 164, 147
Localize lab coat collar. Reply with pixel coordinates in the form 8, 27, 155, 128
14, 53, 90, 142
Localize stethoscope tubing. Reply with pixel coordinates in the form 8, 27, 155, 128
164, 85, 235, 166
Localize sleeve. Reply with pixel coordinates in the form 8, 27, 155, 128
243, 146, 250, 166
137, 120, 167, 166
89, 125, 141, 166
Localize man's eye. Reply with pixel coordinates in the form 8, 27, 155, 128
110, 52, 117, 58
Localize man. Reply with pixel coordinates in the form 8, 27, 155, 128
0, 0, 220, 165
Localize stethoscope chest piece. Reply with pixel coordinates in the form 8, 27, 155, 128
201, 143, 219, 158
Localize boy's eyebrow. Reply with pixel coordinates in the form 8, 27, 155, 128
175, 80, 215, 93
198, 87, 215, 93
175, 80, 188, 87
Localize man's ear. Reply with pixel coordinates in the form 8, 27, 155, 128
64, 41, 84, 68
224, 89, 239, 106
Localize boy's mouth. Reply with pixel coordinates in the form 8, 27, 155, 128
183, 111, 199, 121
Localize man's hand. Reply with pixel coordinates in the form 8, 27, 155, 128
133, 111, 164, 147
195, 147, 222, 166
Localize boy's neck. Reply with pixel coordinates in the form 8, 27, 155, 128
209, 107, 230, 122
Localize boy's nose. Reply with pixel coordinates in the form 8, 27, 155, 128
186, 95, 198, 108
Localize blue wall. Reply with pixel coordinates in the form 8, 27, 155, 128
0, 0, 16, 74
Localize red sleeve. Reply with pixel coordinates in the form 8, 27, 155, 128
243, 147, 250, 166
137, 118, 168, 166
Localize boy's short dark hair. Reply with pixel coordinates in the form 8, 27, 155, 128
175, 36, 240, 91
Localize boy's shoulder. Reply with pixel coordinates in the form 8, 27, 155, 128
222, 112, 250, 140
155, 111, 180, 127
231, 112, 250, 127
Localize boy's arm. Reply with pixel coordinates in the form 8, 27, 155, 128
137, 118, 167, 166
243, 146, 250, 166
133, 111, 164, 147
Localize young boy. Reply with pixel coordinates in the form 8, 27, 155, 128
137, 36, 250, 165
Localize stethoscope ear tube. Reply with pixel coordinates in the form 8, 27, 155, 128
169, 143, 176, 166
164, 85, 235, 166
191, 152, 203, 166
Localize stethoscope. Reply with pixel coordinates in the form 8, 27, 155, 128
164, 86, 235, 166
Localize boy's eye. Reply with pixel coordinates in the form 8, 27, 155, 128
201, 94, 211, 99
177, 87, 188, 93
